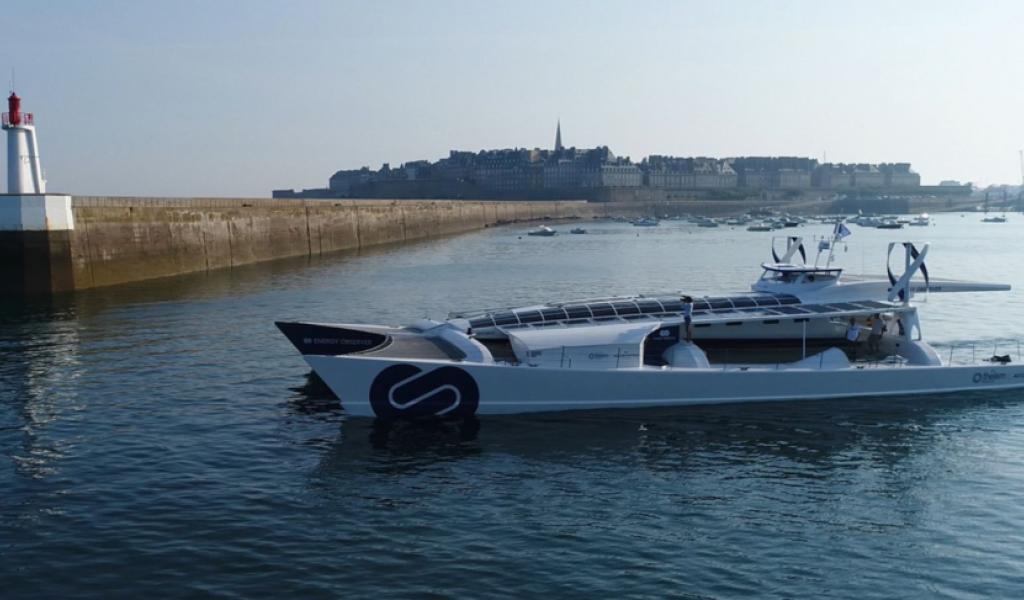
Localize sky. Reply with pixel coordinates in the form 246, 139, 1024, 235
2, 0, 1023, 196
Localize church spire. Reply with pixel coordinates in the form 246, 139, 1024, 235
554, 120, 564, 152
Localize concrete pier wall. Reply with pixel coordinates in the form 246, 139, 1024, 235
24, 197, 594, 293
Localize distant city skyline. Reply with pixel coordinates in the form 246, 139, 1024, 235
275, 121, 925, 201
1, 1, 1022, 196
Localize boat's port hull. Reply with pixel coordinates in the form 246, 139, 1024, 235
275, 321, 393, 356
304, 354, 1024, 418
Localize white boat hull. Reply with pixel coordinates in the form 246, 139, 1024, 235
304, 355, 1024, 418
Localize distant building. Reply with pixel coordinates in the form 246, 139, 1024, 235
880, 163, 921, 187
813, 164, 851, 189
643, 156, 736, 189
851, 164, 886, 188
777, 169, 811, 189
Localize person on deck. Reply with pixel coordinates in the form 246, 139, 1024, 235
867, 314, 885, 354
846, 318, 863, 357
845, 318, 862, 343
681, 296, 694, 342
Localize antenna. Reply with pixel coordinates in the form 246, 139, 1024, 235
1019, 149, 1023, 187
1019, 149, 1023, 212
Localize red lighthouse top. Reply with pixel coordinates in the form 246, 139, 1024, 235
8, 92, 21, 125
2, 92, 32, 127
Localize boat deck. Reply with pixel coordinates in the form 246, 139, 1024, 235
356, 332, 466, 361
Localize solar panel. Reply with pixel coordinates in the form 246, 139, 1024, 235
858, 300, 891, 309
492, 313, 518, 326
564, 305, 591, 319
636, 300, 663, 313
612, 302, 640, 316
708, 298, 734, 310
468, 292, 828, 332
774, 306, 809, 315
661, 299, 684, 312
800, 305, 835, 314
829, 303, 863, 311
469, 315, 496, 329
540, 307, 569, 321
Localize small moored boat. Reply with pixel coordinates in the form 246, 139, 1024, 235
527, 225, 557, 236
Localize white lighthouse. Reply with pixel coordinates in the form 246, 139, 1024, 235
3, 92, 46, 193
1, 91, 72, 231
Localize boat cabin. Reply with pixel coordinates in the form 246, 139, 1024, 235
752, 263, 843, 293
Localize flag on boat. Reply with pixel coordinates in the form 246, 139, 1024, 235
834, 222, 852, 239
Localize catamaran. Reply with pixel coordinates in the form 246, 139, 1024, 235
277, 226, 1023, 418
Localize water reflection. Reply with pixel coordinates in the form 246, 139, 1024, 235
311, 390, 1024, 478
284, 372, 342, 420
1, 298, 84, 482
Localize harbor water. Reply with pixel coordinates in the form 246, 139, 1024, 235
3, 213, 1024, 598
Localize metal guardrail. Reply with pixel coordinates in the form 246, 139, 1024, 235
2, 112, 34, 126
935, 339, 1022, 366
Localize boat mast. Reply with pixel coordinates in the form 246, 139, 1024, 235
823, 222, 843, 267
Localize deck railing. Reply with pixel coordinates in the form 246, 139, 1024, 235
934, 339, 1022, 367
2, 112, 34, 126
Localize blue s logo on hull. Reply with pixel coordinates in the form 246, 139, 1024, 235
370, 364, 480, 418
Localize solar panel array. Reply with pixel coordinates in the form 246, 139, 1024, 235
466, 295, 894, 331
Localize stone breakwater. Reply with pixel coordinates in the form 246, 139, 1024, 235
2, 197, 601, 295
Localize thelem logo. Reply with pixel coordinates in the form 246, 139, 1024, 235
369, 364, 480, 418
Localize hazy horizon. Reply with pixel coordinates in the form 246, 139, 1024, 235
2, 0, 1023, 197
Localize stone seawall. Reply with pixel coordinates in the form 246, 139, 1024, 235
57, 197, 597, 292
4, 193, 968, 296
